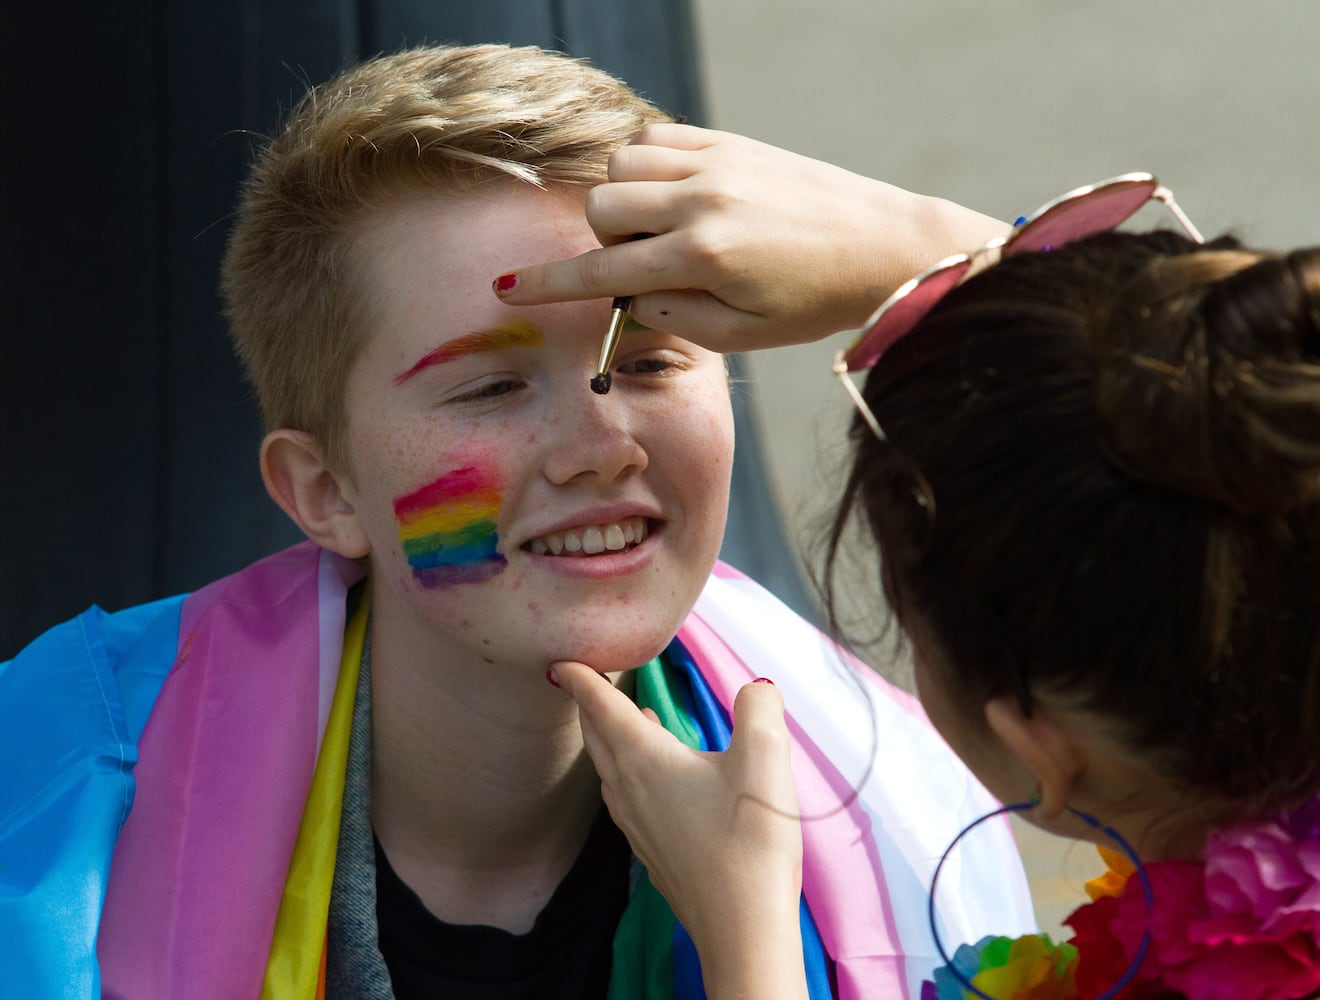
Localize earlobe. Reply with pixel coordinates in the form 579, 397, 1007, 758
260, 430, 371, 558
984, 695, 1086, 820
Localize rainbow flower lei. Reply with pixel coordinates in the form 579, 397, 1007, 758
922, 795, 1320, 1000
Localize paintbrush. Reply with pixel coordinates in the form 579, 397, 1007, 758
589, 296, 632, 394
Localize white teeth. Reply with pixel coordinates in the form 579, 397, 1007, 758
527, 516, 649, 557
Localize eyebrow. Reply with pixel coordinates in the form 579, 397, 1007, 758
393, 320, 544, 385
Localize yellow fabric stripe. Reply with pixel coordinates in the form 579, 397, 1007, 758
260, 590, 370, 1000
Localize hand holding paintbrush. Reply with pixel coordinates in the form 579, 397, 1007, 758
491, 124, 1009, 359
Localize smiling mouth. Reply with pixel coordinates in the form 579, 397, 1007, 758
525, 516, 650, 556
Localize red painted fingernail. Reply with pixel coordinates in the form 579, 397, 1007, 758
545, 668, 561, 688
494, 273, 518, 293
752, 677, 774, 685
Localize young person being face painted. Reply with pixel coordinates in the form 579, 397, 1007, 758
227, 45, 734, 941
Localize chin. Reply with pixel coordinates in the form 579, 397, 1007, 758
548, 627, 676, 675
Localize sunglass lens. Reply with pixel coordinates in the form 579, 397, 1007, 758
846, 261, 970, 371
1007, 179, 1157, 256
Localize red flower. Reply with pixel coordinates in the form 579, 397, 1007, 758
1066, 891, 1167, 999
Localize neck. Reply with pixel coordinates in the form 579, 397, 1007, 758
366, 599, 630, 932
1066, 756, 1227, 865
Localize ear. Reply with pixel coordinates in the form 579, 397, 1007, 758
984, 695, 1087, 821
260, 430, 370, 558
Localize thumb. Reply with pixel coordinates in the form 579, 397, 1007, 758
550, 660, 616, 717
729, 678, 791, 760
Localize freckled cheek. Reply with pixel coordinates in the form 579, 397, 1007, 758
682, 381, 734, 432
349, 422, 424, 497
654, 386, 729, 437
688, 404, 735, 476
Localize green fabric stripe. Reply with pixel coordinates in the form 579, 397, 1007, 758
607, 654, 698, 999
635, 655, 702, 750
608, 875, 679, 999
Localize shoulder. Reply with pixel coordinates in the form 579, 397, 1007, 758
1, 593, 188, 749
0, 588, 198, 855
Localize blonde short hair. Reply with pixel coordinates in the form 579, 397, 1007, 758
221, 43, 670, 469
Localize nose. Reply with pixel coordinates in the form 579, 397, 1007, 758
542, 392, 649, 486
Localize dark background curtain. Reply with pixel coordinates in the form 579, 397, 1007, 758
0, 1, 814, 659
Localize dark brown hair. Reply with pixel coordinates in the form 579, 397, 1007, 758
825, 229, 1320, 820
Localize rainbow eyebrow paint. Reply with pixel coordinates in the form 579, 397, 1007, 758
393, 320, 543, 385
394, 466, 506, 587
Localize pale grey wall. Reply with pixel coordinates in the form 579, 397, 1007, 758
691, 0, 1319, 666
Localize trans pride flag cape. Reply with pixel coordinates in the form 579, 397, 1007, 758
0, 543, 1034, 999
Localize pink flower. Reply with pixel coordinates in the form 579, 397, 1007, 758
1204, 817, 1320, 943
1065, 804, 1320, 1000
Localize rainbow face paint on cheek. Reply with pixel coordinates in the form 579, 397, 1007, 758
393, 467, 506, 587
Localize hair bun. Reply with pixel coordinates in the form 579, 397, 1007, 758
1094, 246, 1320, 515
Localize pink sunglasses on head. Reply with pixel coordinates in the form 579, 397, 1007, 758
832, 172, 1205, 441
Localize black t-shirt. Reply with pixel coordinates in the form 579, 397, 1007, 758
374, 809, 633, 999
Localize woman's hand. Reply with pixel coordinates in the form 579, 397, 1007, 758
552, 661, 809, 1000
495, 124, 1008, 353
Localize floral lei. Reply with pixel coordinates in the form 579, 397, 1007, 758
922, 795, 1320, 1000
